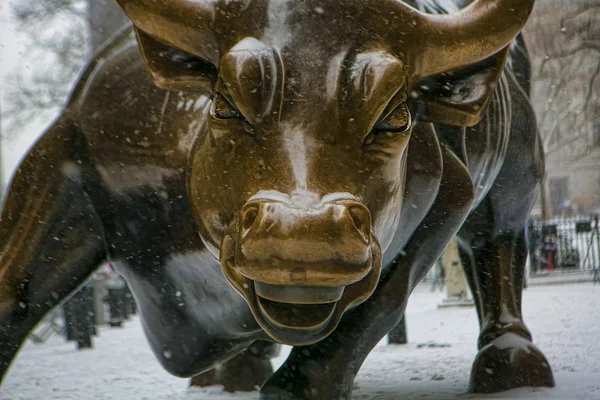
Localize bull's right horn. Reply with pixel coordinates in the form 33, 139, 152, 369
115, 0, 220, 65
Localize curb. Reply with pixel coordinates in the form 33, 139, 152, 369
527, 276, 596, 287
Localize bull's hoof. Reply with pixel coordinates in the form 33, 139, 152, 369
189, 350, 273, 392
468, 333, 555, 393
260, 359, 352, 400
260, 385, 303, 400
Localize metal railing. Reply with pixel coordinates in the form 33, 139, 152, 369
529, 215, 600, 275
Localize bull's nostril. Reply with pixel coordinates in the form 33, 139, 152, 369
241, 204, 259, 235
348, 205, 371, 241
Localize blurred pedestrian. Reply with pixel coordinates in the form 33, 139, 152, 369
525, 219, 541, 274
430, 258, 445, 292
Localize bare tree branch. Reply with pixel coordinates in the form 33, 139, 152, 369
526, 0, 600, 162
2, 0, 128, 136
560, 4, 600, 27
585, 62, 600, 109
1, 0, 89, 135
12, 0, 87, 25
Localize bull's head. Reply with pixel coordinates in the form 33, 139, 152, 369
117, 0, 533, 345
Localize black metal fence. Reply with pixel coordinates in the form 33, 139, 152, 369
528, 215, 600, 274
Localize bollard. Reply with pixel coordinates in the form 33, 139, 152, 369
93, 273, 106, 326
63, 299, 76, 342
104, 264, 129, 327
387, 315, 408, 344
79, 286, 95, 348
75, 286, 94, 349
107, 288, 127, 327
87, 286, 97, 337
124, 286, 137, 317
64, 286, 94, 349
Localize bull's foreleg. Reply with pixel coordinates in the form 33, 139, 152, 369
457, 199, 555, 392
0, 115, 106, 384
260, 146, 474, 400
190, 340, 279, 392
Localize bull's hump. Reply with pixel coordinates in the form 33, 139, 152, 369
71, 32, 209, 170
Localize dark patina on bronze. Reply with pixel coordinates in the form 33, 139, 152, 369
1, 0, 554, 398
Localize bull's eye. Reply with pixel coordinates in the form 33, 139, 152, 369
364, 104, 412, 147
209, 91, 255, 138
210, 93, 240, 120
375, 104, 412, 135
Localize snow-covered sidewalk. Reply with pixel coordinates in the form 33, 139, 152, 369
3, 283, 599, 399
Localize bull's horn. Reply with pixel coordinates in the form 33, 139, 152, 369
115, 0, 220, 65
410, 0, 535, 77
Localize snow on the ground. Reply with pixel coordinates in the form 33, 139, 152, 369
3, 283, 600, 399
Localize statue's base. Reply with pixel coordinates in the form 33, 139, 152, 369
438, 297, 475, 308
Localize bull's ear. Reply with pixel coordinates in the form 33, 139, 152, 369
412, 47, 509, 127
134, 27, 217, 95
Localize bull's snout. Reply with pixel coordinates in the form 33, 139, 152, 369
235, 197, 373, 288
219, 192, 382, 345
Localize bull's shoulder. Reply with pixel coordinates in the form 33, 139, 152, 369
66, 27, 209, 170
436, 69, 534, 208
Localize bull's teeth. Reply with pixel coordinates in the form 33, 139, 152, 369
255, 282, 344, 304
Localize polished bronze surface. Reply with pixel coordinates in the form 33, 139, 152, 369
1, 0, 554, 398
189, 341, 278, 392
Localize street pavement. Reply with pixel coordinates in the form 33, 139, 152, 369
527, 270, 597, 286
2, 283, 599, 399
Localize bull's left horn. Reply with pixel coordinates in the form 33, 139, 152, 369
408, 0, 535, 77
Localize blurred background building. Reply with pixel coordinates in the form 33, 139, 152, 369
525, 0, 600, 217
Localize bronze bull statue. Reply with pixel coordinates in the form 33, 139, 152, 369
0, 0, 555, 398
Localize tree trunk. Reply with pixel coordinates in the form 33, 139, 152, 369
540, 178, 553, 219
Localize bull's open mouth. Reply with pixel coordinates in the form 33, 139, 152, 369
257, 297, 336, 331
255, 282, 344, 304
254, 282, 342, 333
